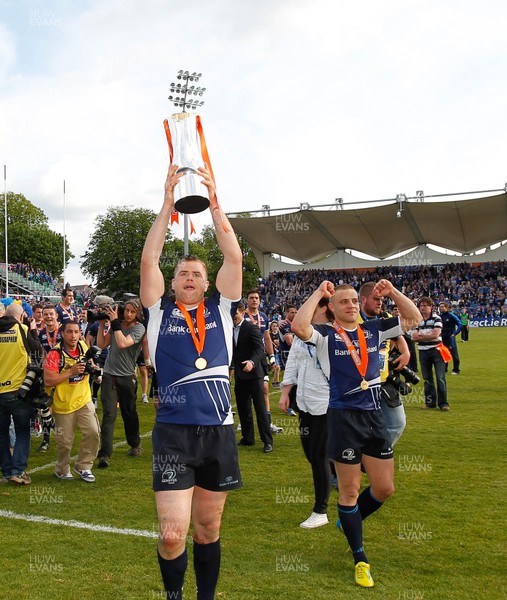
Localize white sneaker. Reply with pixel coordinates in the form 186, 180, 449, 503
74, 467, 96, 483
54, 470, 74, 481
300, 512, 329, 529
270, 422, 283, 434
236, 423, 242, 431
141, 394, 149, 404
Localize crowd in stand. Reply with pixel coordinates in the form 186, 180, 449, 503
1, 262, 93, 307
9, 262, 59, 289
2, 260, 507, 321
78, 288, 93, 306
259, 261, 507, 320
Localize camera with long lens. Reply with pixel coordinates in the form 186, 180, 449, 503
79, 345, 103, 380
31, 392, 54, 410
386, 349, 420, 395
93, 292, 136, 322
18, 365, 43, 400
38, 406, 55, 429
95, 306, 112, 321
95, 301, 126, 320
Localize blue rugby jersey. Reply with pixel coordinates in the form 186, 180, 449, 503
244, 311, 269, 334
309, 317, 402, 411
278, 320, 293, 358
146, 290, 239, 426
39, 326, 62, 353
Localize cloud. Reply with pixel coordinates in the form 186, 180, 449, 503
0, 23, 16, 79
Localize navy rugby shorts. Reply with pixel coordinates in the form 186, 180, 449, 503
327, 408, 394, 464
152, 422, 243, 492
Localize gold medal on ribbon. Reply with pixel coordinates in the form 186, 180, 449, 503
332, 322, 370, 392
195, 357, 207, 370
176, 300, 207, 371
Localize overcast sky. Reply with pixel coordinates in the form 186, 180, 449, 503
1, 0, 506, 285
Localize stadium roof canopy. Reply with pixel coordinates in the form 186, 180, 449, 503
228, 192, 507, 263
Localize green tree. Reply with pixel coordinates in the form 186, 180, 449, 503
81, 206, 219, 296
4, 192, 48, 227
190, 222, 260, 294
81, 206, 161, 296
0, 191, 73, 277
7, 224, 72, 276
81, 206, 260, 298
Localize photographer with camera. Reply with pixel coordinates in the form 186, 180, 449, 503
36, 304, 63, 453
359, 282, 414, 446
85, 296, 114, 406
43, 321, 100, 482
0, 302, 44, 485
96, 298, 145, 469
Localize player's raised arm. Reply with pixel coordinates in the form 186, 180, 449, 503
141, 165, 182, 308
372, 279, 421, 332
198, 166, 242, 300
291, 281, 334, 341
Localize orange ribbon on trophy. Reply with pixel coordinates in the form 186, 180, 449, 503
163, 116, 229, 232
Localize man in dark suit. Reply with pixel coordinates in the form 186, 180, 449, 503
232, 303, 273, 453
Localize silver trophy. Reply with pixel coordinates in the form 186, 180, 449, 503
164, 70, 210, 214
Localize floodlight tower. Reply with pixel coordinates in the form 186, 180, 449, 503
166, 70, 208, 253
396, 193, 406, 219
168, 70, 206, 113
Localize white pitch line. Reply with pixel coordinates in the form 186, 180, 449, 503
28, 430, 153, 474
0, 509, 158, 539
